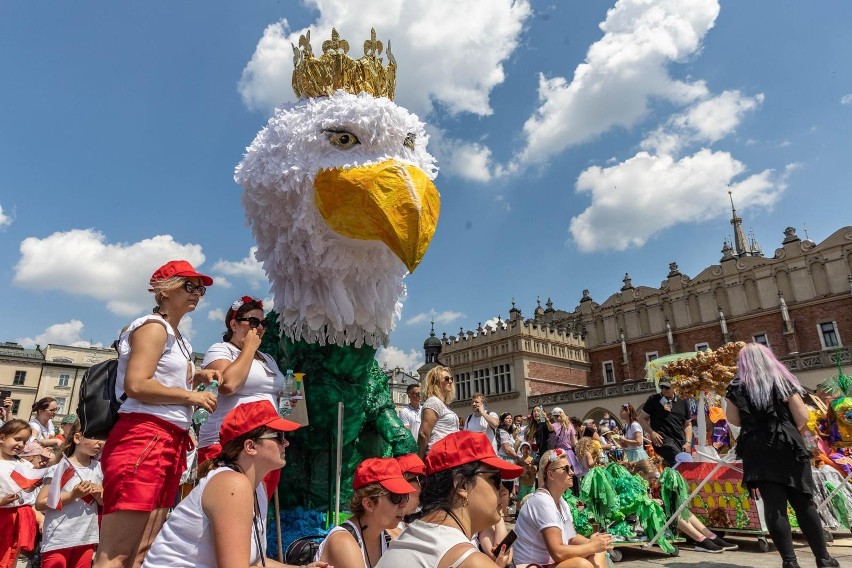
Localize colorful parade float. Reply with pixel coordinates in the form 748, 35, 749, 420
234, 27, 440, 555
651, 342, 852, 551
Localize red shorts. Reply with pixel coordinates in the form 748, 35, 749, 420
0, 505, 36, 568
100, 412, 190, 513
198, 443, 281, 497
41, 544, 96, 568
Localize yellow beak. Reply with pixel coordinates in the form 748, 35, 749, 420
314, 160, 440, 272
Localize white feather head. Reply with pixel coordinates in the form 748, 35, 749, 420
235, 90, 438, 348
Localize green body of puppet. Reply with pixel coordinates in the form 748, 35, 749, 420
261, 315, 417, 510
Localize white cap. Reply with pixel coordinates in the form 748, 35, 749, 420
551, 407, 564, 416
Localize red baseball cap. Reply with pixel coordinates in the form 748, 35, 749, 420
353, 458, 416, 494
425, 431, 523, 479
396, 453, 426, 476
149, 260, 213, 288
219, 401, 301, 446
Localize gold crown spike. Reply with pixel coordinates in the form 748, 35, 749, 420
292, 28, 396, 100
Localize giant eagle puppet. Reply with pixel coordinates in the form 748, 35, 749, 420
235, 29, 440, 509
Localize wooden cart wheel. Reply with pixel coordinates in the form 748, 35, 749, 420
609, 549, 623, 563
757, 537, 770, 552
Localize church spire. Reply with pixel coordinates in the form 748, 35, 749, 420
729, 190, 749, 257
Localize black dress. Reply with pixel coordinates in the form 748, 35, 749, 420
726, 380, 815, 494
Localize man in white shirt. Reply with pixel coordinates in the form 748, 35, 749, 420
463, 393, 500, 451
398, 383, 422, 440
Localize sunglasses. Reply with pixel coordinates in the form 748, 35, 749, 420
257, 431, 287, 444
660, 385, 673, 390
236, 316, 268, 329
442, 376, 454, 383
183, 281, 207, 296
475, 469, 502, 491
551, 465, 573, 474
381, 491, 410, 505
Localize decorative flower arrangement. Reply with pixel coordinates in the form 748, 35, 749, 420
661, 342, 746, 398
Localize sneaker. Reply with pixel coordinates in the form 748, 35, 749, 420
816, 557, 839, 568
711, 536, 738, 550
693, 538, 723, 553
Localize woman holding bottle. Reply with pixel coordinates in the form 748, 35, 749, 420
197, 297, 288, 494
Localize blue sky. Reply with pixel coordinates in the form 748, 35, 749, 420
1, 1, 851, 372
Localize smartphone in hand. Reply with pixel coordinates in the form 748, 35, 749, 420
491, 529, 517, 555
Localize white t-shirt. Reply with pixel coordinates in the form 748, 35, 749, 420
513, 490, 577, 566
0, 459, 32, 508
421, 396, 459, 451
143, 466, 268, 568
116, 315, 195, 429
198, 342, 284, 448
29, 419, 55, 442
495, 428, 516, 459
41, 460, 103, 552
398, 404, 422, 440
464, 411, 498, 451
625, 421, 643, 444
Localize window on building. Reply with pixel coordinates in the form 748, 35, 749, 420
455, 372, 471, 401
492, 364, 513, 394
753, 333, 769, 347
12, 370, 26, 385
55, 397, 67, 414
11, 400, 20, 414
819, 321, 841, 349
695, 342, 710, 352
58, 373, 71, 388
645, 352, 659, 362
602, 361, 615, 385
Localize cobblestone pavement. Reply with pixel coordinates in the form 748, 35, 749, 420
608, 534, 852, 567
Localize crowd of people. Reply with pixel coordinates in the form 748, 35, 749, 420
0, 260, 841, 568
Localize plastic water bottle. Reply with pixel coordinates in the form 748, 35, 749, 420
192, 381, 218, 426
278, 370, 294, 417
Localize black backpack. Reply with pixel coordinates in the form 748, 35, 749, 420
77, 358, 125, 440
284, 535, 325, 565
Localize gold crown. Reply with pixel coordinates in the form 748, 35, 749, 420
292, 28, 396, 101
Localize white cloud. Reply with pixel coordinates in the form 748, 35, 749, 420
212, 247, 267, 286
642, 90, 764, 155
841, 93, 852, 105
237, 0, 532, 118
13, 229, 207, 317
494, 195, 511, 212
515, 0, 719, 167
178, 315, 195, 343
0, 204, 11, 228
376, 345, 423, 373
208, 308, 226, 322
18, 320, 103, 349
569, 149, 785, 252
483, 316, 508, 330
406, 310, 465, 326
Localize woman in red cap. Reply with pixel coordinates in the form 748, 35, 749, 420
316, 457, 416, 568
143, 401, 326, 568
95, 260, 221, 568
395, 453, 425, 520
377, 430, 522, 568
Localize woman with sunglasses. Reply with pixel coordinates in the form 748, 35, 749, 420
617, 403, 649, 463
417, 366, 459, 459
95, 260, 220, 568
514, 449, 612, 568
28, 397, 62, 449
144, 401, 328, 568
196, 296, 288, 497
316, 457, 416, 568
377, 430, 522, 568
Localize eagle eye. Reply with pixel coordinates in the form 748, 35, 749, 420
404, 132, 416, 150
325, 130, 360, 149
